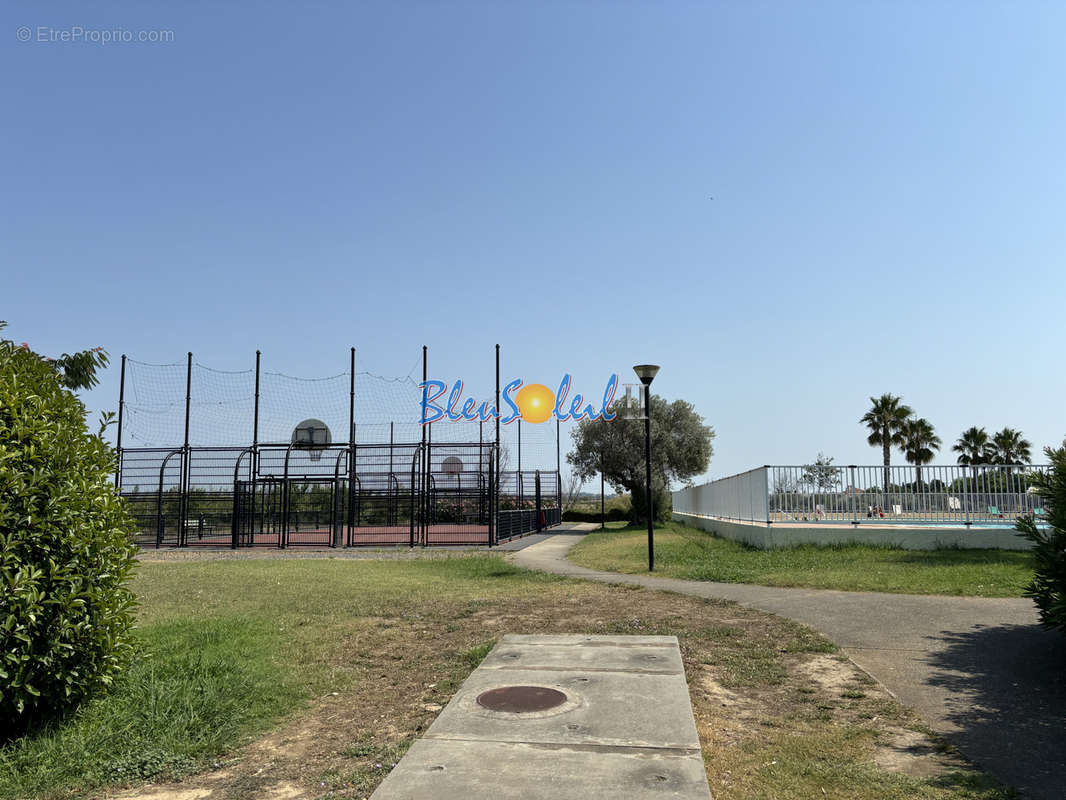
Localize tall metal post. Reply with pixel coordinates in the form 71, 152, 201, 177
644, 383, 653, 571
180, 352, 192, 547
421, 346, 428, 546
556, 416, 562, 519
479, 415, 486, 539
349, 348, 356, 448
601, 464, 605, 529
252, 351, 261, 449
250, 351, 260, 547
114, 354, 126, 488
184, 352, 192, 447
344, 347, 355, 548
495, 344, 500, 547
426, 384, 433, 543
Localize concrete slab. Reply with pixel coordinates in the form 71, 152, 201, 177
424, 667, 699, 750
482, 636, 684, 675
373, 739, 712, 800
498, 633, 679, 646
371, 635, 711, 799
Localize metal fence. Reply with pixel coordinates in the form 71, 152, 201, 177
115, 344, 568, 548
673, 463, 1050, 526
119, 443, 560, 548
672, 467, 770, 524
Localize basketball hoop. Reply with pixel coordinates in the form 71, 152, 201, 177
292, 418, 331, 462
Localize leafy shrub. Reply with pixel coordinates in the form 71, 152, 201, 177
562, 507, 629, 523
629, 484, 672, 523
1015, 443, 1066, 631
0, 337, 138, 733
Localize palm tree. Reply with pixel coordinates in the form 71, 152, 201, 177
901, 417, 941, 488
953, 426, 992, 466
953, 426, 993, 491
860, 394, 913, 491
991, 427, 1032, 470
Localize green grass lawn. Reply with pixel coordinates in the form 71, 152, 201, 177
0, 616, 302, 799
1, 554, 1016, 800
568, 522, 1035, 597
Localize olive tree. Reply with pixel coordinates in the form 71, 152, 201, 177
567, 394, 713, 523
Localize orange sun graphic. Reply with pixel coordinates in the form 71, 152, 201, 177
515, 383, 555, 424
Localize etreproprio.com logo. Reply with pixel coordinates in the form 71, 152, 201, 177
16, 25, 175, 44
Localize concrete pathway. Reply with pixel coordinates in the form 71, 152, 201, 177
371, 634, 712, 799
512, 528, 1066, 800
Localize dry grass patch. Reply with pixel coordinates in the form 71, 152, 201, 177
61, 556, 1014, 800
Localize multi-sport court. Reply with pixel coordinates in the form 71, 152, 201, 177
115, 347, 563, 549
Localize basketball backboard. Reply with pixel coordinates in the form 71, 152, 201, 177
292, 418, 331, 461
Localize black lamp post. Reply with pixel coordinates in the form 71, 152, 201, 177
633, 364, 659, 571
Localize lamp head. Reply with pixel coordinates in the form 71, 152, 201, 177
633, 364, 660, 386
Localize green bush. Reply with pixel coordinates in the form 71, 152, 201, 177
0, 338, 138, 734
629, 485, 672, 523
1015, 444, 1066, 631
562, 507, 630, 523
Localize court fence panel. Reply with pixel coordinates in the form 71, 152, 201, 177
118, 443, 561, 548
115, 347, 567, 548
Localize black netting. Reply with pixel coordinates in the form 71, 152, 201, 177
121, 357, 560, 465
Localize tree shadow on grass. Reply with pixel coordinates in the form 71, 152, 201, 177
925, 623, 1066, 799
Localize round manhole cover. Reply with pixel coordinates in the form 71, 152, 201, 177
476, 686, 567, 713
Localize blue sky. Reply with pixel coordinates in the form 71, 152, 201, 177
4, 1, 1064, 484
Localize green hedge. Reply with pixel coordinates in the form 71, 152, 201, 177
562, 507, 630, 523
0, 340, 138, 733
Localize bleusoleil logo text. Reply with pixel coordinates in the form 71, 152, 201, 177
419, 375, 619, 426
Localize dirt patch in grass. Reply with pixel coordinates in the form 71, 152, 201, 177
100, 561, 1009, 800
873, 727, 970, 779
121, 791, 212, 800
796, 653, 866, 695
